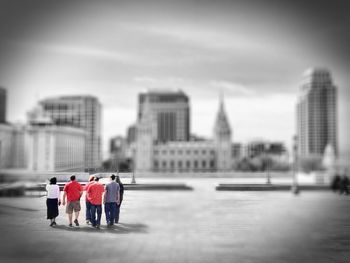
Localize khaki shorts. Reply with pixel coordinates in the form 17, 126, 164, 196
66, 201, 81, 214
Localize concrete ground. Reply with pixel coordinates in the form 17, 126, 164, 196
0, 179, 349, 263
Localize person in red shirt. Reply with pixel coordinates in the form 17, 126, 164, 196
62, 175, 83, 227
86, 177, 105, 228
84, 175, 95, 225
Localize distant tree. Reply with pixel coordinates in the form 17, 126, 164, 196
102, 159, 112, 171
299, 157, 324, 173
234, 156, 290, 172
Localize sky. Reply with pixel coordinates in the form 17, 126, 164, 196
0, 0, 349, 160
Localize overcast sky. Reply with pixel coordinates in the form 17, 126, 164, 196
0, 0, 349, 160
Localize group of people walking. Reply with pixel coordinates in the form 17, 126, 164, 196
46, 174, 124, 229
331, 169, 349, 195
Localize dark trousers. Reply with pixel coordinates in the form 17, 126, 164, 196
86, 201, 92, 221
104, 202, 116, 225
46, 198, 59, 219
90, 204, 102, 226
340, 185, 350, 195
114, 203, 120, 223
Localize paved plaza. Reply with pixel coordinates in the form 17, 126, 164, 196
0, 178, 349, 263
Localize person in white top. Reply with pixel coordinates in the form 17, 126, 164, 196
46, 177, 61, 226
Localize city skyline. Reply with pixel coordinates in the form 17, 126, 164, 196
0, 0, 349, 160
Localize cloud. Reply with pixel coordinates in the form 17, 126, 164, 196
133, 76, 185, 87
8, 40, 178, 67
210, 80, 255, 97
42, 43, 146, 66
121, 22, 291, 57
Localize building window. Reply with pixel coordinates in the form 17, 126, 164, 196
154, 160, 159, 168
170, 161, 174, 169
202, 160, 206, 168
178, 161, 182, 169
210, 160, 215, 168
202, 150, 206, 155
170, 150, 175, 155
162, 161, 166, 168
194, 150, 198, 155
186, 160, 191, 168
194, 160, 198, 168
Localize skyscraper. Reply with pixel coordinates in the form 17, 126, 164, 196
0, 87, 6, 123
297, 68, 337, 159
138, 89, 190, 143
40, 95, 102, 170
126, 124, 136, 144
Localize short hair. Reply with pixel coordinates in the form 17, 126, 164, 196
88, 175, 95, 182
50, 177, 57, 185
94, 177, 100, 182
70, 175, 76, 181
111, 174, 116, 180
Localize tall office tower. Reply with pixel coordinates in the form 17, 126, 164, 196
138, 89, 190, 143
126, 124, 136, 144
297, 68, 337, 158
213, 98, 232, 170
40, 96, 102, 170
0, 87, 6, 123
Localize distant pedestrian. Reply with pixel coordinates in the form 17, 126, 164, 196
62, 175, 83, 227
84, 175, 95, 224
104, 174, 120, 226
340, 169, 349, 195
46, 177, 61, 227
86, 177, 104, 229
331, 173, 341, 192
115, 175, 124, 224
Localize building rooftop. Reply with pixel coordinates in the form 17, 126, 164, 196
303, 67, 330, 76
302, 67, 332, 84
40, 95, 100, 103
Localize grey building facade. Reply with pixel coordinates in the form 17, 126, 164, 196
40, 95, 102, 170
0, 87, 6, 123
297, 68, 338, 158
138, 89, 190, 143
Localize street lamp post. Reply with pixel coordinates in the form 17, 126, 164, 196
291, 135, 299, 194
131, 148, 136, 184
265, 143, 271, 184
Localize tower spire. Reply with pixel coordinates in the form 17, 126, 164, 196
214, 92, 232, 171
214, 95, 231, 138
219, 90, 224, 111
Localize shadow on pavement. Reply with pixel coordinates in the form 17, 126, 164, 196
0, 203, 39, 212
52, 222, 148, 234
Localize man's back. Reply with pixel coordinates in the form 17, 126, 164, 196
64, 181, 83, 202
105, 181, 119, 203
88, 183, 104, 205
